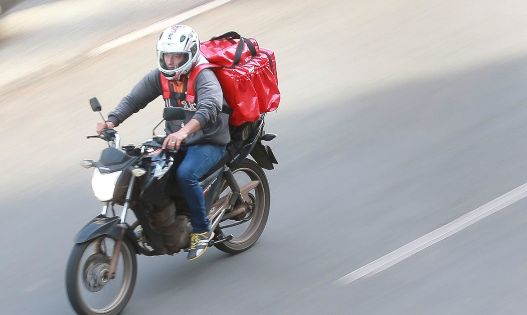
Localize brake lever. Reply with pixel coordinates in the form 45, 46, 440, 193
86, 135, 102, 139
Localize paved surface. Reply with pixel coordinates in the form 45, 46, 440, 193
0, 0, 210, 89
2, 0, 527, 314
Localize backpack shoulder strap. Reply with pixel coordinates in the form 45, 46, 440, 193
159, 72, 171, 100
186, 63, 219, 103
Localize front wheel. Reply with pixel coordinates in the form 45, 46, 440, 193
215, 158, 271, 254
65, 236, 137, 315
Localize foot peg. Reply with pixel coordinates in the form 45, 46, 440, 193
208, 234, 233, 247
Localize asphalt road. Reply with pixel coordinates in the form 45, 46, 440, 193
2, 0, 527, 314
0, 0, 211, 89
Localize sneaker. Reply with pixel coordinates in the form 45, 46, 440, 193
187, 231, 214, 260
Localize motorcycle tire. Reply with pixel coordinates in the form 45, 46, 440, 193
65, 236, 137, 315
215, 158, 271, 254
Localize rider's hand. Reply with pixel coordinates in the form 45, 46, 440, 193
96, 121, 115, 135
162, 130, 188, 151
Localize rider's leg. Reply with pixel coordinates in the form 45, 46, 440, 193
175, 144, 225, 259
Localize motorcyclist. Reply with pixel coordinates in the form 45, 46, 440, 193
96, 25, 230, 260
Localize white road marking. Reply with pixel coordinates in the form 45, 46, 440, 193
24, 278, 50, 292
335, 182, 527, 286
87, 0, 232, 57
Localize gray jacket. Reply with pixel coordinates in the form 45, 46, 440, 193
107, 68, 230, 146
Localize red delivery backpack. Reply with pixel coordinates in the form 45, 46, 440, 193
185, 31, 281, 126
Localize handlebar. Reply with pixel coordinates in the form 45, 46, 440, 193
87, 131, 177, 154
86, 129, 120, 147
142, 136, 178, 154
87, 128, 117, 140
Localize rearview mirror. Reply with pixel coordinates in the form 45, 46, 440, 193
90, 97, 102, 112
163, 107, 186, 121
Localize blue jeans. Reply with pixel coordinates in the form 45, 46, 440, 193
175, 144, 226, 233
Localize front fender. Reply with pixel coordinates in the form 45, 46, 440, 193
74, 215, 122, 244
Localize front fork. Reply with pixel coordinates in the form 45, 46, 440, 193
104, 175, 136, 279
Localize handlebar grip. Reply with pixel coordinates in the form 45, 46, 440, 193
100, 128, 117, 142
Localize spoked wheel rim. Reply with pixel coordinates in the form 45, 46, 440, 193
218, 164, 267, 245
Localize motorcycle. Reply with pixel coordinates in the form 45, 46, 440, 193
65, 98, 278, 315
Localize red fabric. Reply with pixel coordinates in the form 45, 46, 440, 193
186, 63, 218, 104
159, 73, 171, 100
162, 35, 280, 126
201, 38, 259, 67
200, 36, 280, 126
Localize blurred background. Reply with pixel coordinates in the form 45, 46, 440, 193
2, 0, 527, 314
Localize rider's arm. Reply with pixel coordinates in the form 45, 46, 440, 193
191, 69, 223, 128
106, 70, 162, 127
180, 118, 201, 134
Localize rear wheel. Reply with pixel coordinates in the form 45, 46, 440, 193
215, 158, 270, 254
65, 236, 137, 315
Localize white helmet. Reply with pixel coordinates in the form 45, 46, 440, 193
157, 25, 200, 81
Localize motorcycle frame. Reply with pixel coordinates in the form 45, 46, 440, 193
74, 116, 277, 259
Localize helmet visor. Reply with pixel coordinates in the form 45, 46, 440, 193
160, 52, 190, 71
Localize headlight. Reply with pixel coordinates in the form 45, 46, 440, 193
91, 169, 122, 201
